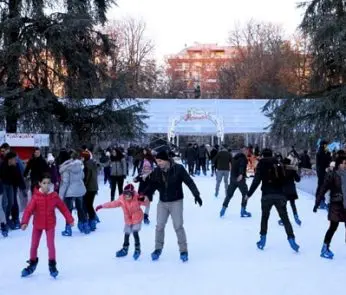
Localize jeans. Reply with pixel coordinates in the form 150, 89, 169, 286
64, 197, 87, 223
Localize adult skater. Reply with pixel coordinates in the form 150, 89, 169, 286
245, 148, 300, 252
143, 151, 202, 262
316, 140, 332, 209
314, 156, 346, 259
213, 145, 232, 198
220, 146, 251, 218
278, 157, 302, 226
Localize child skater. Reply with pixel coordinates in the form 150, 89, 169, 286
21, 173, 74, 278
95, 183, 149, 260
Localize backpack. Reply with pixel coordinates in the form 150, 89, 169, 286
262, 158, 286, 185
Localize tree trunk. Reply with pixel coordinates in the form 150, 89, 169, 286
4, 0, 22, 133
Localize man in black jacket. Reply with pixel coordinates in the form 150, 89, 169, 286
143, 151, 202, 262
316, 140, 331, 209
220, 146, 251, 218
246, 148, 299, 252
24, 148, 49, 193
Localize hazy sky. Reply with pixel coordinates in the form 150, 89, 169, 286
108, 0, 304, 60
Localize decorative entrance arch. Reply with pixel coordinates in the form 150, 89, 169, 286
167, 108, 224, 145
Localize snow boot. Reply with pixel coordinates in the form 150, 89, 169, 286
151, 249, 162, 261
215, 192, 218, 198
220, 207, 226, 217
278, 220, 284, 226
143, 214, 150, 225
49, 260, 59, 278
256, 235, 266, 250
320, 244, 334, 259
288, 238, 300, 252
95, 214, 100, 223
133, 247, 141, 260
82, 222, 91, 234
180, 252, 188, 262
21, 258, 39, 277
61, 224, 72, 237
294, 214, 302, 226
89, 219, 97, 231
116, 247, 129, 257
1, 223, 8, 237
241, 207, 252, 218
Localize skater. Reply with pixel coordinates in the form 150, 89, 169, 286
313, 156, 346, 259
20, 173, 74, 278
316, 140, 332, 209
134, 148, 156, 224
81, 151, 99, 231
0, 151, 26, 231
59, 150, 89, 236
278, 158, 302, 226
246, 148, 300, 252
185, 143, 197, 176
47, 153, 59, 192
143, 151, 202, 262
24, 147, 49, 193
220, 146, 251, 218
213, 145, 232, 198
95, 184, 149, 260
109, 148, 127, 201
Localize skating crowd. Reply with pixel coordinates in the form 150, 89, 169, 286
0, 140, 345, 278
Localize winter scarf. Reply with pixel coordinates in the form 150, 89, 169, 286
337, 169, 346, 208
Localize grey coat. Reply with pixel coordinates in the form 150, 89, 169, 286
59, 159, 87, 198
110, 158, 127, 176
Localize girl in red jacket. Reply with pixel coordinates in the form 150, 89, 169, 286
96, 183, 149, 260
21, 173, 74, 278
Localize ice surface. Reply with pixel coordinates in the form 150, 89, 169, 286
0, 174, 345, 295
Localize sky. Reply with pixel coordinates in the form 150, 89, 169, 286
107, 0, 305, 61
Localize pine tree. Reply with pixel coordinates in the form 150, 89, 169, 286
0, 0, 146, 145
264, 1, 346, 146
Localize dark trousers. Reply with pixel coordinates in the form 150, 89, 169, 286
132, 161, 140, 176
104, 166, 110, 184
64, 197, 87, 223
110, 176, 124, 201
260, 198, 294, 239
316, 171, 326, 202
3, 184, 14, 224
197, 158, 207, 174
11, 187, 19, 222
324, 221, 339, 245
289, 200, 298, 215
187, 161, 195, 175
84, 191, 97, 220
223, 179, 248, 208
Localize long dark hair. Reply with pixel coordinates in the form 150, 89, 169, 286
110, 148, 124, 161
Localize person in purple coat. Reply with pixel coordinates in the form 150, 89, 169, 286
47, 153, 59, 192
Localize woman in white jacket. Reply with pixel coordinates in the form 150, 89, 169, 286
59, 150, 88, 236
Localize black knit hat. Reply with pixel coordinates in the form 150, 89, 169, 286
156, 151, 169, 161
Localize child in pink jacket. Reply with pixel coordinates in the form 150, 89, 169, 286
96, 183, 149, 260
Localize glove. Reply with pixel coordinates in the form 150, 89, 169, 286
313, 205, 318, 213
194, 195, 203, 207
95, 205, 103, 212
